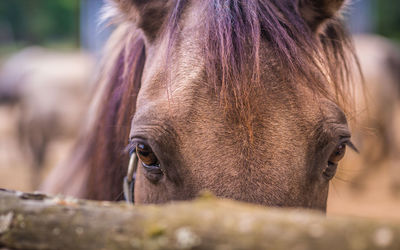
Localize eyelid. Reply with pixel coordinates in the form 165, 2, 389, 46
126, 137, 148, 156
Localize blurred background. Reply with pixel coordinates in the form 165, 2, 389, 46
0, 0, 399, 220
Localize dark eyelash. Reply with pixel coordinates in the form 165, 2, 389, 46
346, 140, 359, 154
339, 136, 359, 154
124, 141, 137, 156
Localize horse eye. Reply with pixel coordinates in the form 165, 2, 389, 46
136, 143, 159, 166
323, 143, 346, 180
328, 143, 346, 165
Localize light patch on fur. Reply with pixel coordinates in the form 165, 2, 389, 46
99, 1, 120, 24
0, 212, 13, 234
99, 0, 137, 27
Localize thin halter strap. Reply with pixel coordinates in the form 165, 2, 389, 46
123, 153, 138, 204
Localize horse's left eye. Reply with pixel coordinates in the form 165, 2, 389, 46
323, 143, 346, 180
328, 143, 346, 165
136, 143, 159, 166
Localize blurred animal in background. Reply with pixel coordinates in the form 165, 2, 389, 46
0, 47, 95, 188
347, 34, 400, 194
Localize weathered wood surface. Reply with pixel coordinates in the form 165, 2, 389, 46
0, 189, 399, 250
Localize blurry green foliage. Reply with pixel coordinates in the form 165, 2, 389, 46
374, 0, 400, 42
0, 0, 79, 46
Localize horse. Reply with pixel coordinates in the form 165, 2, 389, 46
0, 47, 94, 188
42, 0, 359, 212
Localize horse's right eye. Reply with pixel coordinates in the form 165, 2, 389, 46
136, 143, 159, 166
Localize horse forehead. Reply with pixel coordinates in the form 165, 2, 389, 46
136, 56, 321, 137
135, 78, 322, 142
135, 3, 326, 135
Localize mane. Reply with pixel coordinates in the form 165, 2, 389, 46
53, 0, 358, 200
168, 0, 357, 115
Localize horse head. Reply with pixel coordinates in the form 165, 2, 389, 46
44, 0, 358, 212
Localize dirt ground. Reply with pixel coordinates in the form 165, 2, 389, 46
0, 105, 399, 221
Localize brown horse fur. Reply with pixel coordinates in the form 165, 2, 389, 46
43, 0, 359, 211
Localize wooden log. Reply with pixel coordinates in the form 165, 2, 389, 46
0, 188, 399, 250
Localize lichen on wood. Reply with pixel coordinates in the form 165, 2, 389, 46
0, 188, 400, 250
